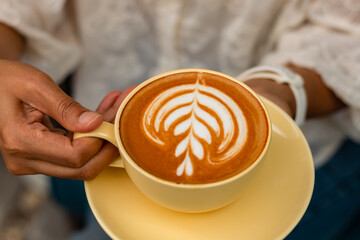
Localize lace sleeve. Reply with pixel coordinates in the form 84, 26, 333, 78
262, 0, 360, 135
0, 0, 81, 83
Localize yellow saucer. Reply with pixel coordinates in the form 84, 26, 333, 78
85, 98, 314, 240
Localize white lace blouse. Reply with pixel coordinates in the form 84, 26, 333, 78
1, 0, 359, 167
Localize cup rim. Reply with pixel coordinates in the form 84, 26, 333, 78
114, 68, 272, 189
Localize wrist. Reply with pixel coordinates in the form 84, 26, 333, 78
238, 65, 307, 125
245, 78, 296, 118
285, 63, 345, 118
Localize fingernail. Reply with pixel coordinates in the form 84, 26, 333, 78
79, 112, 102, 125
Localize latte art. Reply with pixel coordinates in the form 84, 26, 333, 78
143, 74, 248, 176
120, 71, 269, 184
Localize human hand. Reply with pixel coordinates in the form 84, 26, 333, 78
0, 60, 118, 180
96, 86, 138, 124
245, 63, 345, 122
245, 78, 296, 118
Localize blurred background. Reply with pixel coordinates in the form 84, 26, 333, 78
0, 160, 75, 240
0, 78, 78, 240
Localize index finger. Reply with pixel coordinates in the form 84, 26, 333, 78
114, 86, 138, 109
101, 86, 137, 123
20, 122, 105, 168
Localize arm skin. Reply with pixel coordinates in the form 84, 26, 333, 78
0, 23, 124, 180
0, 23, 25, 60
245, 62, 346, 120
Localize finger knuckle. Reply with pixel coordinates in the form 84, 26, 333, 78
68, 158, 85, 168
26, 71, 52, 92
32, 128, 46, 142
5, 160, 27, 175
62, 156, 83, 168
57, 98, 80, 123
79, 167, 97, 181
1, 132, 23, 155
62, 146, 89, 168
68, 148, 90, 168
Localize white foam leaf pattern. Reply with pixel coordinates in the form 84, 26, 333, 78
144, 85, 195, 145
194, 107, 220, 136
164, 105, 192, 131
143, 75, 248, 177
197, 93, 233, 151
176, 153, 193, 176
193, 118, 211, 144
190, 135, 204, 160
175, 136, 189, 157
174, 119, 191, 136
155, 93, 194, 132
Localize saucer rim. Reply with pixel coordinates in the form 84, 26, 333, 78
85, 98, 314, 240
263, 98, 314, 239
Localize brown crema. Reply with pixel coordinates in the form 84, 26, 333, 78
120, 72, 269, 184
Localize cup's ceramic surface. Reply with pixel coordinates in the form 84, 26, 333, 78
85, 98, 315, 240
74, 69, 272, 213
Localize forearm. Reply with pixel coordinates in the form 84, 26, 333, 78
245, 63, 346, 120
285, 63, 345, 118
0, 23, 25, 60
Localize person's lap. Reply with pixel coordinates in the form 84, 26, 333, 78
287, 139, 360, 240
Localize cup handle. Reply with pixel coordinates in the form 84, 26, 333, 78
73, 121, 124, 168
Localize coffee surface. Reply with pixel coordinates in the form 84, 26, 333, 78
120, 72, 269, 184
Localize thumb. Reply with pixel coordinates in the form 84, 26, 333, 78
18, 71, 103, 133
51, 96, 103, 133
43, 93, 103, 132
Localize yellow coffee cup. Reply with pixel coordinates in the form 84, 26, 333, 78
74, 69, 271, 213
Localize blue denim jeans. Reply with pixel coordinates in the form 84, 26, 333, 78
50, 178, 110, 239
286, 139, 360, 240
